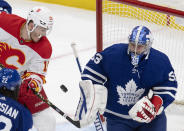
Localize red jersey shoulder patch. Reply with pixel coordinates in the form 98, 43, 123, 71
23, 37, 52, 59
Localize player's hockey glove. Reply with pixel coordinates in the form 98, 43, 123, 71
129, 94, 163, 123
74, 80, 107, 127
19, 73, 44, 97
28, 78, 42, 92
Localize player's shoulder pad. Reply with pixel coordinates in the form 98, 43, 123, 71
150, 48, 170, 65
0, 12, 26, 35
32, 37, 52, 59
104, 43, 127, 49
102, 43, 127, 56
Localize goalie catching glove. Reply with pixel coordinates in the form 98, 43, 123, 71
74, 80, 107, 127
129, 92, 164, 123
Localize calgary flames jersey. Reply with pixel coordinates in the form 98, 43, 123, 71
0, 12, 52, 81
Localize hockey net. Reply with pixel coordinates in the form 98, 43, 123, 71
96, 0, 184, 113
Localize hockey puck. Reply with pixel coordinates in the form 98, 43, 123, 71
60, 85, 68, 92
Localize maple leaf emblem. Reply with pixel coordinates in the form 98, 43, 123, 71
117, 79, 145, 106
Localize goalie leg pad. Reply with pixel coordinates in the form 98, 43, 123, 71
75, 80, 107, 127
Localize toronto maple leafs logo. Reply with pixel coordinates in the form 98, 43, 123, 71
117, 79, 145, 106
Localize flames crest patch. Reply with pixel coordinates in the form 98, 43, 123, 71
0, 42, 25, 69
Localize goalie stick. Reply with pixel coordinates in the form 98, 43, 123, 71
71, 42, 104, 131
30, 87, 81, 128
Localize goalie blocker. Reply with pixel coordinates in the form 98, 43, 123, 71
74, 80, 107, 127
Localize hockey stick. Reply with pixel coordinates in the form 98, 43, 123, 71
71, 42, 104, 131
71, 42, 82, 73
30, 87, 81, 128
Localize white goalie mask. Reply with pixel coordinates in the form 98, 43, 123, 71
26, 6, 54, 37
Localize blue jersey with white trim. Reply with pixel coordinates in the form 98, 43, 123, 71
82, 43, 177, 119
0, 94, 33, 131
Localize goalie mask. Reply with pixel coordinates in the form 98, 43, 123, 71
26, 6, 54, 38
128, 25, 153, 66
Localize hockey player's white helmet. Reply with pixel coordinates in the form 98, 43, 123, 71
26, 6, 54, 36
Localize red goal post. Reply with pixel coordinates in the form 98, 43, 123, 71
96, 0, 184, 108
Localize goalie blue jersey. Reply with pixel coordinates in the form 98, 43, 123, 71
0, 94, 33, 131
81, 43, 177, 119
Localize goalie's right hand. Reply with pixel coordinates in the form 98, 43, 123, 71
74, 80, 107, 127
128, 95, 163, 123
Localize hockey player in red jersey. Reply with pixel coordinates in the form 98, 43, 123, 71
0, 6, 56, 131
